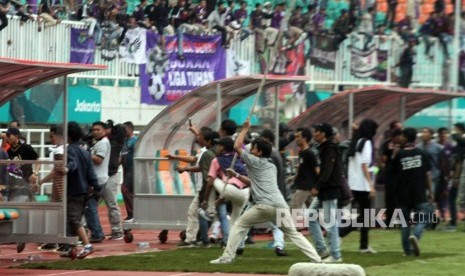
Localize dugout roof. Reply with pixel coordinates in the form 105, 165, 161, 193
0, 57, 106, 106
289, 85, 462, 136
137, 79, 462, 157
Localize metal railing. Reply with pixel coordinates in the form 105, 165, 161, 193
0, 16, 449, 89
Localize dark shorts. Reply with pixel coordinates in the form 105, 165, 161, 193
67, 194, 88, 233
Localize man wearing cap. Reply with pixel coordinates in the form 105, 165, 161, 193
308, 123, 343, 263
5, 127, 39, 202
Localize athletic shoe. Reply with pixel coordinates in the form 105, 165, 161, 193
322, 256, 343, 263
360, 247, 377, 254
275, 247, 288, 257
123, 217, 134, 223
210, 256, 233, 264
77, 245, 95, 259
409, 235, 420, 256
197, 242, 211, 248
318, 250, 330, 259
109, 232, 124, 240
177, 241, 196, 248
236, 248, 244, 255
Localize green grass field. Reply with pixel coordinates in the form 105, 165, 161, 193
18, 225, 465, 275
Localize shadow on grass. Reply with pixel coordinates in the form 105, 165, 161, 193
16, 247, 456, 275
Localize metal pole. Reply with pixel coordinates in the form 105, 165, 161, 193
348, 93, 354, 138
274, 86, 280, 150
62, 76, 69, 236
449, 99, 453, 129
453, 0, 461, 92
216, 83, 222, 129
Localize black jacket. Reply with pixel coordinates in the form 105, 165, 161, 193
316, 140, 342, 200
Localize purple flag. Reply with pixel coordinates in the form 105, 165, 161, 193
70, 27, 95, 64
140, 32, 226, 105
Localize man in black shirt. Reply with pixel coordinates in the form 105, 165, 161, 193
6, 127, 39, 202
390, 128, 433, 257
291, 127, 319, 210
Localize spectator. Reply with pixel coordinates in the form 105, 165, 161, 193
356, 6, 375, 50
233, 1, 251, 41
60, 121, 101, 259
0, 0, 11, 32
283, 6, 306, 50
396, 38, 416, 88
6, 127, 39, 202
176, 1, 207, 60
345, 119, 378, 254
85, 121, 110, 243
81, 0, 102, 45
37, 0, 61, 32
132, 0, 147, 24
250, 3, 265, 54
120, 121, 137, 223
146, 0, 173, 53
207, 1, 229, 47
390, 128, 433, 257
308, 123, 343, 263
332, 9, 351, 49
385, 0, 397, 28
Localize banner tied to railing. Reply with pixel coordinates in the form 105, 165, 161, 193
350, 45, 387, 81
70, 27, 95, 64
309, 34, 337, 69
140, 32, 225, 105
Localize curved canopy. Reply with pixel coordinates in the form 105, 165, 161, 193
289, 85, 463, 135
0, 57, 106, 106
136, 75, 310, 157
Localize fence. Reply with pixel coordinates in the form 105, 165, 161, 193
0, 16, 450, 89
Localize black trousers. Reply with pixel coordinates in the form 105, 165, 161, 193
0, 12, 8, 32
339, 190, 371, 250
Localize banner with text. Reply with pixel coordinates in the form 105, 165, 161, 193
140, 33, 226, 105
70, 27, 95, 64
350, 46, 387, 81
309, 34, 337, 69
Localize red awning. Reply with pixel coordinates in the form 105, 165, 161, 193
0, 57, 106, 106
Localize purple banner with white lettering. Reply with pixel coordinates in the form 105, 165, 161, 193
140, 32, 226, 105
70, 27, 95, 64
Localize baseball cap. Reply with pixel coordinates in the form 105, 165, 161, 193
313, 123, 333, 137
6, 127, 21, 136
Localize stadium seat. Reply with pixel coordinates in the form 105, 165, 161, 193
0, 209, 19, 221
173, 149, 195, 195
155, 149, 176, 195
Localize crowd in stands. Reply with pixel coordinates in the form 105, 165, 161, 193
1, 0, 464, 87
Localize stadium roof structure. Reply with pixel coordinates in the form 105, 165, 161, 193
0, 57, 106, 106
137, 78, 463, 157
289, 85, 464, 136
136, 75, 311, 156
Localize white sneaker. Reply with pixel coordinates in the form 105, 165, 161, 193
409, 235, 420, 256
322, 256, 343, 263
360, 247, 377, 254
210, 256, 233, 264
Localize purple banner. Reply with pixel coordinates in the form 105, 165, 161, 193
140, 32, 226, 105
70, 27, 95, 64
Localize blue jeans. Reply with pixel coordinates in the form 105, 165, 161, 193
198, 215, 210, 244
400, 202, 429, 256
308, 198, 341, 259
85, 184, 105, 239
217, 202, 230, 244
